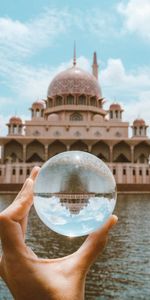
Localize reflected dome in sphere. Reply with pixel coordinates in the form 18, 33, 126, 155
34, 151, 117, 237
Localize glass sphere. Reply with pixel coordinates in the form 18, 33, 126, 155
34, 151, 117, 237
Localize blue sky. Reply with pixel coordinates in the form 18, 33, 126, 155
0, 0, 150, 135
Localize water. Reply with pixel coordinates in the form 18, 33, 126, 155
0, 194, 150, 300
34, 151, 116, 237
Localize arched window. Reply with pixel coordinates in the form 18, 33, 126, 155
55, 96, 62, 106
48, 98, 53, 107
13, 125, 17, 134
90, 97, 96, 106
27, 169, 30, 175
139, 127, 143, 135
78, 95, 86, 105
138, 154, 146, 163
134, 128, 137, 135
70, 112, 83, 121
36, 109, 40, 117
11, 153, 18, 162
110, 111, 113, 119
113, 169, 116, 175
67, 95, 74, 105
20, 169, 23, 175
123, 169, 126, 175
12, 169, 16, 175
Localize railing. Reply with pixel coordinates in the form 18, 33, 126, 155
0, 162, 150, 184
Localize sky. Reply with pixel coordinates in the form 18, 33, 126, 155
0, 0, 150, 135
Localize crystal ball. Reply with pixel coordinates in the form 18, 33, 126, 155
34, 151, 117, 237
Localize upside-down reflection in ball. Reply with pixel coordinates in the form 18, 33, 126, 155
34, 151, 117, 237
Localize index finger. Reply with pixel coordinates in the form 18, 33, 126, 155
0, 166, 40, 222
0, 167, 40, 255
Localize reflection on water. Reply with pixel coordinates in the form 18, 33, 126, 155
0, 194, 150, 300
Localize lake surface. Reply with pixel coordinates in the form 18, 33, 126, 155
0, 194, 150, 300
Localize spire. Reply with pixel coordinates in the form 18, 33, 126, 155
73, 41, 76, 66
92, 51, 99, 80
93, 52, 97, 64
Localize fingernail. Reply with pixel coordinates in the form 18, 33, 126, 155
108, 215, 118, 231
29, 166, 40, 180
109, 215, 118, 229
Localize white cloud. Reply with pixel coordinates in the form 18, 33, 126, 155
118, 0, 150, 40
0, 114, 9, 136
84, 9, 118, 38
0, 56, 91, 104
101, 58, 150, 95
100, 58, 150, 131
0, 9, 70, 58
0, 96, 14, 106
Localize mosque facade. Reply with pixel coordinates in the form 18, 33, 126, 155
0, 52, 150, 189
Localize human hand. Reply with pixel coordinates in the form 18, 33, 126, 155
0, 167, 118, 300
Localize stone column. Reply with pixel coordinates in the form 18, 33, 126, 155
142, 165, 146, 184
127, 165, 131, 184
10, 125, 13, 135
88, 145, 92, 153
109, 145, 113, 163
23, 144, 26, 162
0, 145, 4, 164
16, 163, 20, 183
67, 145, 70, 151
131, 145, 134, 163
5, 163, 12, 183
44, 145, 48, 161
117, 164, 123, 184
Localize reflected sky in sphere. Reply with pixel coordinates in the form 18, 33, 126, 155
34, 151, 117, 237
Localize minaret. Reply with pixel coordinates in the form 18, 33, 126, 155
92, 52, 99, 79
73, 41, 76, 67
132, 119, 148, 137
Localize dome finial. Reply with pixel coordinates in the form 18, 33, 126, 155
73, 41, 76, 66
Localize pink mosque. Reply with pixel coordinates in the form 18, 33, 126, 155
0, 51, 150, 191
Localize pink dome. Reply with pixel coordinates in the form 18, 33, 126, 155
32, 100, 45, 109
109, 103, 122, 111
47, 66, 102, 98
9, 116, 22, 124
133, 119, 146, 126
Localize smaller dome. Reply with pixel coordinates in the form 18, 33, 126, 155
133, 118, 146, 126
93, 114, 103, 122
9, 116, 22, 124
48, 113, 59, 122
32, 100, 45, 109
109, 103, 122, 111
